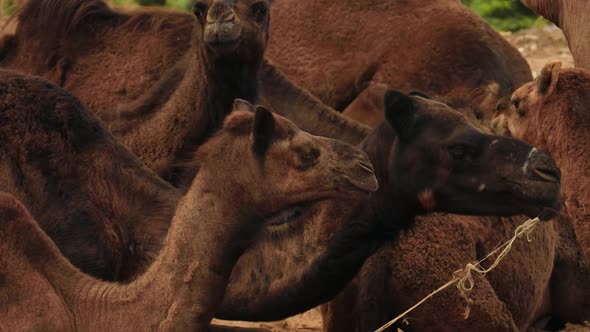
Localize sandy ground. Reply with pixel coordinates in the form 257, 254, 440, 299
0, 10, 582, 332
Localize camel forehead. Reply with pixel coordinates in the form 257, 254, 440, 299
414, 97, 471, 125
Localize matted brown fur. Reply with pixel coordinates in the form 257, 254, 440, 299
0, 102, 377, 331
267, 0, 532, 124
0, 0, 370, 150
321, 211, 590, 331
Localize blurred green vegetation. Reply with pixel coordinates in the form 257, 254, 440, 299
1, 0, 18, 16
462, 0, 545, 31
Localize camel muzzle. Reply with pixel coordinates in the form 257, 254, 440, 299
205, 3, 242, 46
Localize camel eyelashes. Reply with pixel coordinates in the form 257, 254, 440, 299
252, 106, 275, 155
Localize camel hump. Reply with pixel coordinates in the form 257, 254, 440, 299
16, 0, 116, 38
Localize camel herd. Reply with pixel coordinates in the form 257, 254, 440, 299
0, 0, 588, 331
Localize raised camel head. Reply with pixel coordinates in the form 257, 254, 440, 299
0, 98, 377, 330
368, 90, 562, 219
193, 0, 270, 60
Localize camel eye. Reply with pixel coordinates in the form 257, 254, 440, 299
448, 144, 477, 161
512, 99, 520, 110
295, 147, 320, 170
193, 2, 207, 19
251, 2, 269, 21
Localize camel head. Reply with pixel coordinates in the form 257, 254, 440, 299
493, 61, 590, 150
380, 90, 561, 220
196, 99, 378, 225
192, 0, 270, 60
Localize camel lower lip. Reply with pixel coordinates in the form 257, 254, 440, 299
265, 203, 311, 227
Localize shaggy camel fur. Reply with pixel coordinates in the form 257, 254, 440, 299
0, 103, 378, 331
0, 0, 370, 149
0, 70, 562, 323
0, 70, 382, 321
267, 0, 532, 124
521, 0, 590, 71
321, 210, 590, 331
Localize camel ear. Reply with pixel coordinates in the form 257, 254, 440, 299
233, 99, 255, 113
252, 106, 275, 155
536, 61, 562, 96
384, 90, 418, 142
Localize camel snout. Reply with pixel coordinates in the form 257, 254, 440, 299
339, 158, 378, 193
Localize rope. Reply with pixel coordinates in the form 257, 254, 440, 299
374, 217, 540, 332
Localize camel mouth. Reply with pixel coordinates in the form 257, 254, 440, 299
265, 202, 313, 228
204, 22, 242, 50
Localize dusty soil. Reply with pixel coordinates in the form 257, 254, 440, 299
502, 25, 574, 77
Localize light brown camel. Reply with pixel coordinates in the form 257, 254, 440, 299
0, 102, 378, 331
494, 62, 590, 259
0, 70, 562, 323
267, 0, 532, 125
0, 0, 370, 152
0, 70, 381, 321
521, 0, 590, 71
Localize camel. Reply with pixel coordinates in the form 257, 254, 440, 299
521, 0, 590, 71
0, 69, 382, 319
267, 0, 532, 125
494, 62, 590, 259
0, 0, 370, 153
492, 63, 590, 324
321, 84, 590, 332
0, 102, 378, 331
0, 70, 563, 323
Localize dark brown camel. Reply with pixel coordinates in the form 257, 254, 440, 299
267, 0, 532, 125
0, 70, 561, 323
521, 0, 590, 71
0, 0, 370, 153
321, 89, 587, 332
0, 102, 377, 331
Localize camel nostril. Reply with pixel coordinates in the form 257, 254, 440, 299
531, 166, 561, 183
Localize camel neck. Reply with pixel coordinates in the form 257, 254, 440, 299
61, 171, 258, 330
156, 45, 261, 186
